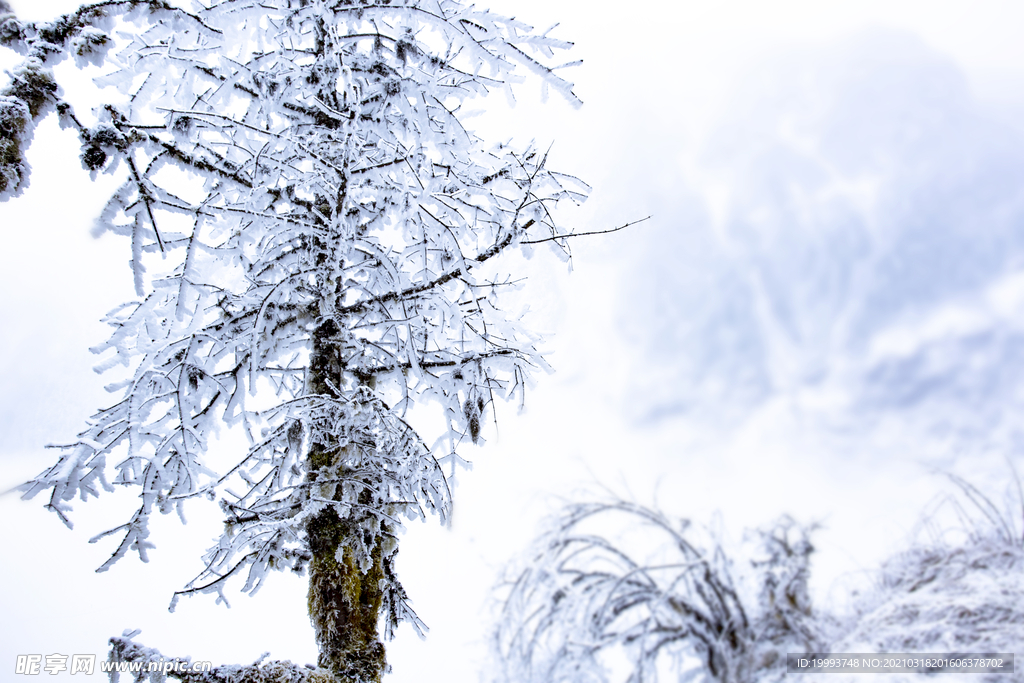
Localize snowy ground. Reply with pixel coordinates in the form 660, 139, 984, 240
4, 0, 1024, 681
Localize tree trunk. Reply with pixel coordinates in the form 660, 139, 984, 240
306, 318, 387, 683
306, 506, 387, 682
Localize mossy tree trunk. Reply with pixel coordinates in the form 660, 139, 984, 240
306, 318, 387, 683
306, 507, 387, 682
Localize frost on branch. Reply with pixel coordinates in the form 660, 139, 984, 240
108, 633, 338, 682
0, 56, 60, 199
0, 94, 31, 199
10, 0, 586, 676
493, 501, 823, 683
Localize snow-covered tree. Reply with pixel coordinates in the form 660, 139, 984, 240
1, 0, 591, 679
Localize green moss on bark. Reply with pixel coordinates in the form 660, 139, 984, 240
305, 317, 388, 683
0, 96, 30, 196
307, 504, 387, 682
4, 59, 57, 118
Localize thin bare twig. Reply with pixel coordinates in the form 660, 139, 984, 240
520, 215, 650, 245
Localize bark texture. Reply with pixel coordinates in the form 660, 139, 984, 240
306, 318, 387, 683
307, 508, 387, 682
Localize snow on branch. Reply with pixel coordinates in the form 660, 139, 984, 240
108, 632, 337, 682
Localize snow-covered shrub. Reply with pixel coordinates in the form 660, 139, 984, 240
493, 501, 824, 683
494, 474, 1024, 683
830, 473, 1024, 683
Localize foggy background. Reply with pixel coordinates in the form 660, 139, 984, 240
3, 0, 1024, 680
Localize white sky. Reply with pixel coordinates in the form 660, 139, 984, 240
3, 1, 1024, 681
